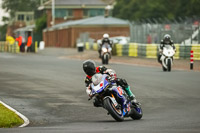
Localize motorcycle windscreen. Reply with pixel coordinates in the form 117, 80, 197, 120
91, 74, 109, 94
102, 44, 112, 52
164, 45, 172, 49
163, 45, 175, 57
92, 73, 103, 85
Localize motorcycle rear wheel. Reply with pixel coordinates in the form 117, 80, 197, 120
130, 105, 143, 120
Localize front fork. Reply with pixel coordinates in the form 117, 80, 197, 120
161, 56, 173, 68
111, 86, 130, 115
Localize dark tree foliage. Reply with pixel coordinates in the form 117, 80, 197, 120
113, 0, 200, 21
1, 0, 49, 40
35, 14, 47, 32
0, 24, 8, 41
2, 0, 41, 17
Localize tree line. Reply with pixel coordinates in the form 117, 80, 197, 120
0, 0, 47, 41
1, 0, 200, 40
113, 0, 200, 22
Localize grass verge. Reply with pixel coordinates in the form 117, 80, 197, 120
0, 103, 24, 128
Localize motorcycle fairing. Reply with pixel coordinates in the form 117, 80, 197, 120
91, 74, 109, 94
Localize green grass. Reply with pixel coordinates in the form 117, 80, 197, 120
0, 103, 24, 128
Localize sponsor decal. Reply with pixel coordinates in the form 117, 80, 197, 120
117, 87, 123, 96
127, 103, 130, 112
100, 83, 103, 87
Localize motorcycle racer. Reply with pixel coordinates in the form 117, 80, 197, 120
158, 34, 176, 63
83, 60, 137, 107
98, 34, 113, 58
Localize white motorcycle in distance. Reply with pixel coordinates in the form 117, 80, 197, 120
160, 45, 175, 72
101, 43, 112, 64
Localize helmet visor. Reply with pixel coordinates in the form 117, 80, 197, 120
84, 67, 96, 76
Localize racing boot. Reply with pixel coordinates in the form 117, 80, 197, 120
124, 86, 140, 106
125, 86, 135, 100
157, 54, 162, 64
98, 49, 101, 58
131, 97, 141, 107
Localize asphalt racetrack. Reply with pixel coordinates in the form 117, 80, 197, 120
0, 48, 200, 133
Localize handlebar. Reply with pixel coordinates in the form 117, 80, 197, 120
88, 94, 96, 101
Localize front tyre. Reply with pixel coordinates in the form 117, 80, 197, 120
103, 98, 124, 122
106, 54, 109, 64
167, 59, 171, 71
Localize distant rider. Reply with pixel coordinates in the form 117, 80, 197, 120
83, 60, 137, 107
98, 33, 113, 58
158, 34, 176, 63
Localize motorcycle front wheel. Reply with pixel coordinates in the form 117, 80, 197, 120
103, 98, 124, 122
105, 54, 109, 64
167, 59, 171, 71
130, 104, 143, 120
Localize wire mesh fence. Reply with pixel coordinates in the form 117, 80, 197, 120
129, 22, 200, 45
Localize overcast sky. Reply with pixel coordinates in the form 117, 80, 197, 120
0, 0, 9, 25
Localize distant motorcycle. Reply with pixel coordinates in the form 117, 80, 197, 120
88, 73, 143, 121
101, 43, 112, 64
160, 45, 175, 72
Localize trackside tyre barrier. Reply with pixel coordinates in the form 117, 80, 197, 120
146, 44, 157, 58
129, 43, 138, 57
85, 42, 90, 50
138, 44, 146, 57
174, 44, 180, 59
93, 43, 98, 51
114, 44, 200, 60
78, 42, 200, 60
191, 45, 200, 60
122, 45, 129, 56
33, 41, 38, 53
0, 41, 39, 53
116, 44, 123, 56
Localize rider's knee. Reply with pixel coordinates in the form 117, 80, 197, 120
116, 78, 128, 88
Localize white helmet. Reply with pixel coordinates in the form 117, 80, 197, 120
103, 33, 109, 38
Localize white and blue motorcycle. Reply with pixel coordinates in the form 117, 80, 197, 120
89, 73, 143, 121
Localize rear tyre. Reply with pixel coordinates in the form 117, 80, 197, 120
130, 104, 143, 120
103, 98, 124, 122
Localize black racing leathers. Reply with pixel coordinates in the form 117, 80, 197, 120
84, 66, 129, 89
160, 40, 175, 50
158, 40, 176, 63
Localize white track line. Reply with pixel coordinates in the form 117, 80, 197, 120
0, 100, 29, 127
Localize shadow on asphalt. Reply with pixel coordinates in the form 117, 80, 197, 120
88, 119, 141, 123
